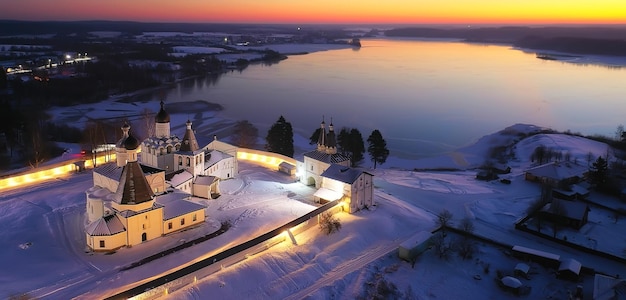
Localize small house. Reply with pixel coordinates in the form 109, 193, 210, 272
278, 161, 296, 176
524, 162, 588, 188
539, 201, 590, 230
398, 231, 432, 262
193, 175, 220, 199
558, 258, 582, 281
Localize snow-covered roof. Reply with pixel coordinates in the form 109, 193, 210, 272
94, 163, 163, 181
321, 164, 372, 184
558, 258, 582, 274
142, 135, 180, 149
194, 175, 218, 186
117, 202, 164, 218
87, 185, 111, 198
279, 161, 296, 170
542, 201, 588, 221
512, 245, 560, 261
525, 162, 588, 181
162, 200, 205, 220
313, 187, 343, 201
166, 169, 194, 188
501, 276, 522, 289
400, 231, 432, 249
304, 150, 350, 164
514, 263, 530, 274
85, 214, 125, 236
204, 150, 232, 168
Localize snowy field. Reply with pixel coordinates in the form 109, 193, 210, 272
1, 118, 626, 299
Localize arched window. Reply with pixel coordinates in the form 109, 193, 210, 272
186, 157, 190, 166
178, 156, 182, 166
160, 148, 165, 155
167, 145, 172, 154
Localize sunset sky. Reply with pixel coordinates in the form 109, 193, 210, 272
2, 0, 626, 24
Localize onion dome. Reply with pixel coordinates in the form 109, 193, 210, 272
155, 100, 170, 123
124, 132, 139, 150
116, 122, 131, 148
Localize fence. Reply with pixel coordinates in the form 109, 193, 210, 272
103, 200, 343, 300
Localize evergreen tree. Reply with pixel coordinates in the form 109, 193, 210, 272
349, 128, 365, 166
309, 127, 321, 145
0, 67, 7, 89
590, 156, 608, 187
337, 127, 350, 156
265, 115, 294, 157
337, 127, 365, 166
367, 129, 390, 169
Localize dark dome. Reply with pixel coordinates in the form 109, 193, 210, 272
155, 101, 170, 123
124, 133, 139, 150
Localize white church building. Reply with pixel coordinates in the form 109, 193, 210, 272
140, 101, 238, 199
85, 123, 206, 252
300, 118, 374, 213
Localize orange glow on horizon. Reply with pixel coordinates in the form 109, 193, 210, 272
2, 0, 625, 25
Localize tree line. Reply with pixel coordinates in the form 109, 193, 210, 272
261, 115, 389, 169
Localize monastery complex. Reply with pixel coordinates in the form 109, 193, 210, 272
84, 101, 373, 252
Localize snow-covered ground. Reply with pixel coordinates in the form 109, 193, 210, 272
1, 118, 625, 299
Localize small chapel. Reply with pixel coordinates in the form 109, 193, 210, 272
300, 118, 374, 213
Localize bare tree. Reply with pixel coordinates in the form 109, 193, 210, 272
586, 151, 595, 167
82, 120, 106, 167
28, 125, 45, 169
139, 107, 155, 139
616, 124, 624, 142
231, 120, 258, 148
432, 232, 451, 260
436, 209, 453, 235
459, 217, 475, 234
319, 212, 341, 235
456, 237, 476, 260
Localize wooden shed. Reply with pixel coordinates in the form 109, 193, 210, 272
398, 231, 432, 262
512, 245, 560, 268
278, 161, 296, 176
558, 258, 582, 281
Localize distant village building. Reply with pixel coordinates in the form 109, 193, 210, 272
524, 161, 588, 188
85, 123, 205, 252
398, 231, 432, 262
558, 258, 582, 281
539, 200, 590, 230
